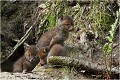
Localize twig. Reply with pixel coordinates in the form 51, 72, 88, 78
13, 39, 30, 48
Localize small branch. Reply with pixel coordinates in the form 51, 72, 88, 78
13, 39, 30, 48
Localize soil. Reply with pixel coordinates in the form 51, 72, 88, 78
0, 65, 93, 80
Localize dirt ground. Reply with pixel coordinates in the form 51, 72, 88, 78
0, 65, 93, 80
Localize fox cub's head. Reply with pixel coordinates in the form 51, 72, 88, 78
25, 45, 38, 62
58, 15, 74, 31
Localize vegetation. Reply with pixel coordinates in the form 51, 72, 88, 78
1, 1, 119, 79
103, 8, 120, 79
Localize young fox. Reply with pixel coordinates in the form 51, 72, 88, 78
36, 15, 74, 50
13, 45, 39, 73
38, 44, 65, 66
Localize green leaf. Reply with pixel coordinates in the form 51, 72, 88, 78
103, 43, 109, 54
107, 43, 112, 54
109, 30, 114, 37
106, 36, 112, 42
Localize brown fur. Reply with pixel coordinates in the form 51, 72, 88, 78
38, 44, 65, 66
36, 16, 74, 64
36, 15, 74, 49
13, 45, 39, 72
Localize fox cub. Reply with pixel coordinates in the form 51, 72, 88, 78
36, 15, 74, 64
13, 45, 39, 73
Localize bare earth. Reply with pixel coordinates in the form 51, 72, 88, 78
0, 65, 93, 80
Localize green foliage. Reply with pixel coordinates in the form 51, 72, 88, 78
103, 8, 119, 56
103, 8, 120, 78
103, 43, 111, 55
88, 2, 114, 38
37, 1, 117, 50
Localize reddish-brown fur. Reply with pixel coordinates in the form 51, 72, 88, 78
38, 44, 65, 66
36, 16, 74, 64
13, 45, 39, 72
36, 15, 74, 49
37, 47, 48, 66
